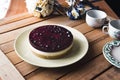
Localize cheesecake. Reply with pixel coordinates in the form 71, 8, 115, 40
28, 25, 73, 59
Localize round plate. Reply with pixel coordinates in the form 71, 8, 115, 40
103, 40, 120, 68
14, 26, 88, 68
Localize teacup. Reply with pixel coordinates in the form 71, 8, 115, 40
102, 20, 120, 39
86, 10, 107, 28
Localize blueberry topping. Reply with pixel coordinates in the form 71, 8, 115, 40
29, 25, 73, 52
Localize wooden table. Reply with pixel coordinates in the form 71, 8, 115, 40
0, 0, 120, 80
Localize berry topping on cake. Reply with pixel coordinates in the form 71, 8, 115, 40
29, 25, 73, 52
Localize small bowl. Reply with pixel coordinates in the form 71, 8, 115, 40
103, 40, 120, 68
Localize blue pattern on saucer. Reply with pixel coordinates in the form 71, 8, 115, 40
103, 40, 120, 68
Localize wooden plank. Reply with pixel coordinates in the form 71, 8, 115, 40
0, 16, 46, 34
6, 51, 41, 76
0, 50, 25, 80
15, 62, 40, 76
0, 41, 14, 54
59, 55, 111, 80
95, 67, 120, 80
74, 23, 94, 34
0, 13, 32, 26
85, 29, 108, 43
26, 68, 68, 80
6, 51, 23, 65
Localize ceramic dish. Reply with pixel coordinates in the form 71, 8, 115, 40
14, 26, 88, 68
103, 40, 120, 68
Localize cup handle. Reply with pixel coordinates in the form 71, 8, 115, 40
102, 26, 108, 34
106, 17, 112, 22
104, 17, 111, 25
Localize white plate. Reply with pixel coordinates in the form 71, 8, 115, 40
103, 40, 120, 68
14, 26, 88, 68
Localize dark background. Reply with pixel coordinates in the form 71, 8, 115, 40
105, 0, 120, 17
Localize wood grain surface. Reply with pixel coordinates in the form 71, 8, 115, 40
0, 0, 120, 80
0, 50, 25, 80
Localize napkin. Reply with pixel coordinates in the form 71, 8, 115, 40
0, 0, 11, 19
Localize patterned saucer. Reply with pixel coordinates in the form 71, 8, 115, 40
103, 40, 120, 68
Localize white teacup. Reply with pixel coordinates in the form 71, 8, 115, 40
102, 20, 120, 40
86, 10, 107, 28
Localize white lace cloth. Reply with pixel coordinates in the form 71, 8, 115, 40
0, 0, 11, 19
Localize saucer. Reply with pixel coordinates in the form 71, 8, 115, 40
103, 40, 120, 68
14, 26, 88, 68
